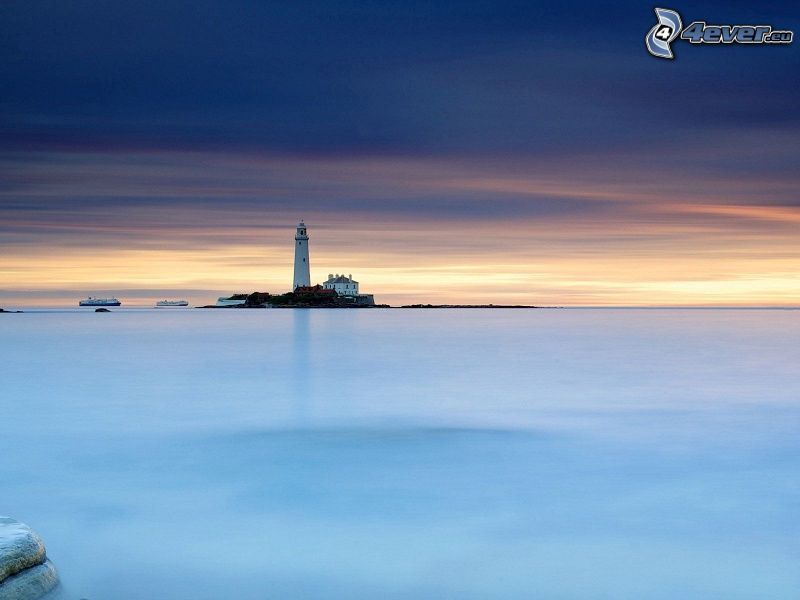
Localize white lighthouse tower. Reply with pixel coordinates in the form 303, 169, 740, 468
293, 220, 311, 289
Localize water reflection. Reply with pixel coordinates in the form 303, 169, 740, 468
290, 309, 312, 426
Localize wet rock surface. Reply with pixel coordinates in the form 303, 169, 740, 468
0, 561, 58, 600
0, 518, 58, 599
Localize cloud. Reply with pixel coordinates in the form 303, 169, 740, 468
1, 1, 798, 305
2, 1, 798, 157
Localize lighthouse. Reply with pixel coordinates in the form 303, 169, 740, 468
293, 220, 311, 289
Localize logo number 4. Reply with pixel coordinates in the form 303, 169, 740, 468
655, 25, 673, 40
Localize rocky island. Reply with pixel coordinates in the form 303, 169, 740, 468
201, 286, 387, 309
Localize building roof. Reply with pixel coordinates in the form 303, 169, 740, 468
324, 275, 358, 284
295, 285, 336, 295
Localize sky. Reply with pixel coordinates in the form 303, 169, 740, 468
1, 0, 798, 306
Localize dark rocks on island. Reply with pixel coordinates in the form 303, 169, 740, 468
201, 287, 384, 308
0, 517, 59, 600
263, 286, 375, 308
94, 308, 111, 312
0, 308, 23, 313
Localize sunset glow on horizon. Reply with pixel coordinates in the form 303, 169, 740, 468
2, 148, 798, 307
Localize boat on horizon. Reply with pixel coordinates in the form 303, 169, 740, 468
155, 299, 189, 307
79, 297, 121, 307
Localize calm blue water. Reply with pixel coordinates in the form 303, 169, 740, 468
2, 308, 799, 599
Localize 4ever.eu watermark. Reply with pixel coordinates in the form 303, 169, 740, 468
646, 7, 794, 59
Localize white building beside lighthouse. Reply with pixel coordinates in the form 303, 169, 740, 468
293, 220, 311, 289
323, 274, 359, 296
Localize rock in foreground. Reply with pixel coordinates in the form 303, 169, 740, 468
0, 518, 58, 599
0, 561, 58, 600
0, 518, 45, 584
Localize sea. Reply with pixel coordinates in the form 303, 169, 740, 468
1, 308, 799, 599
